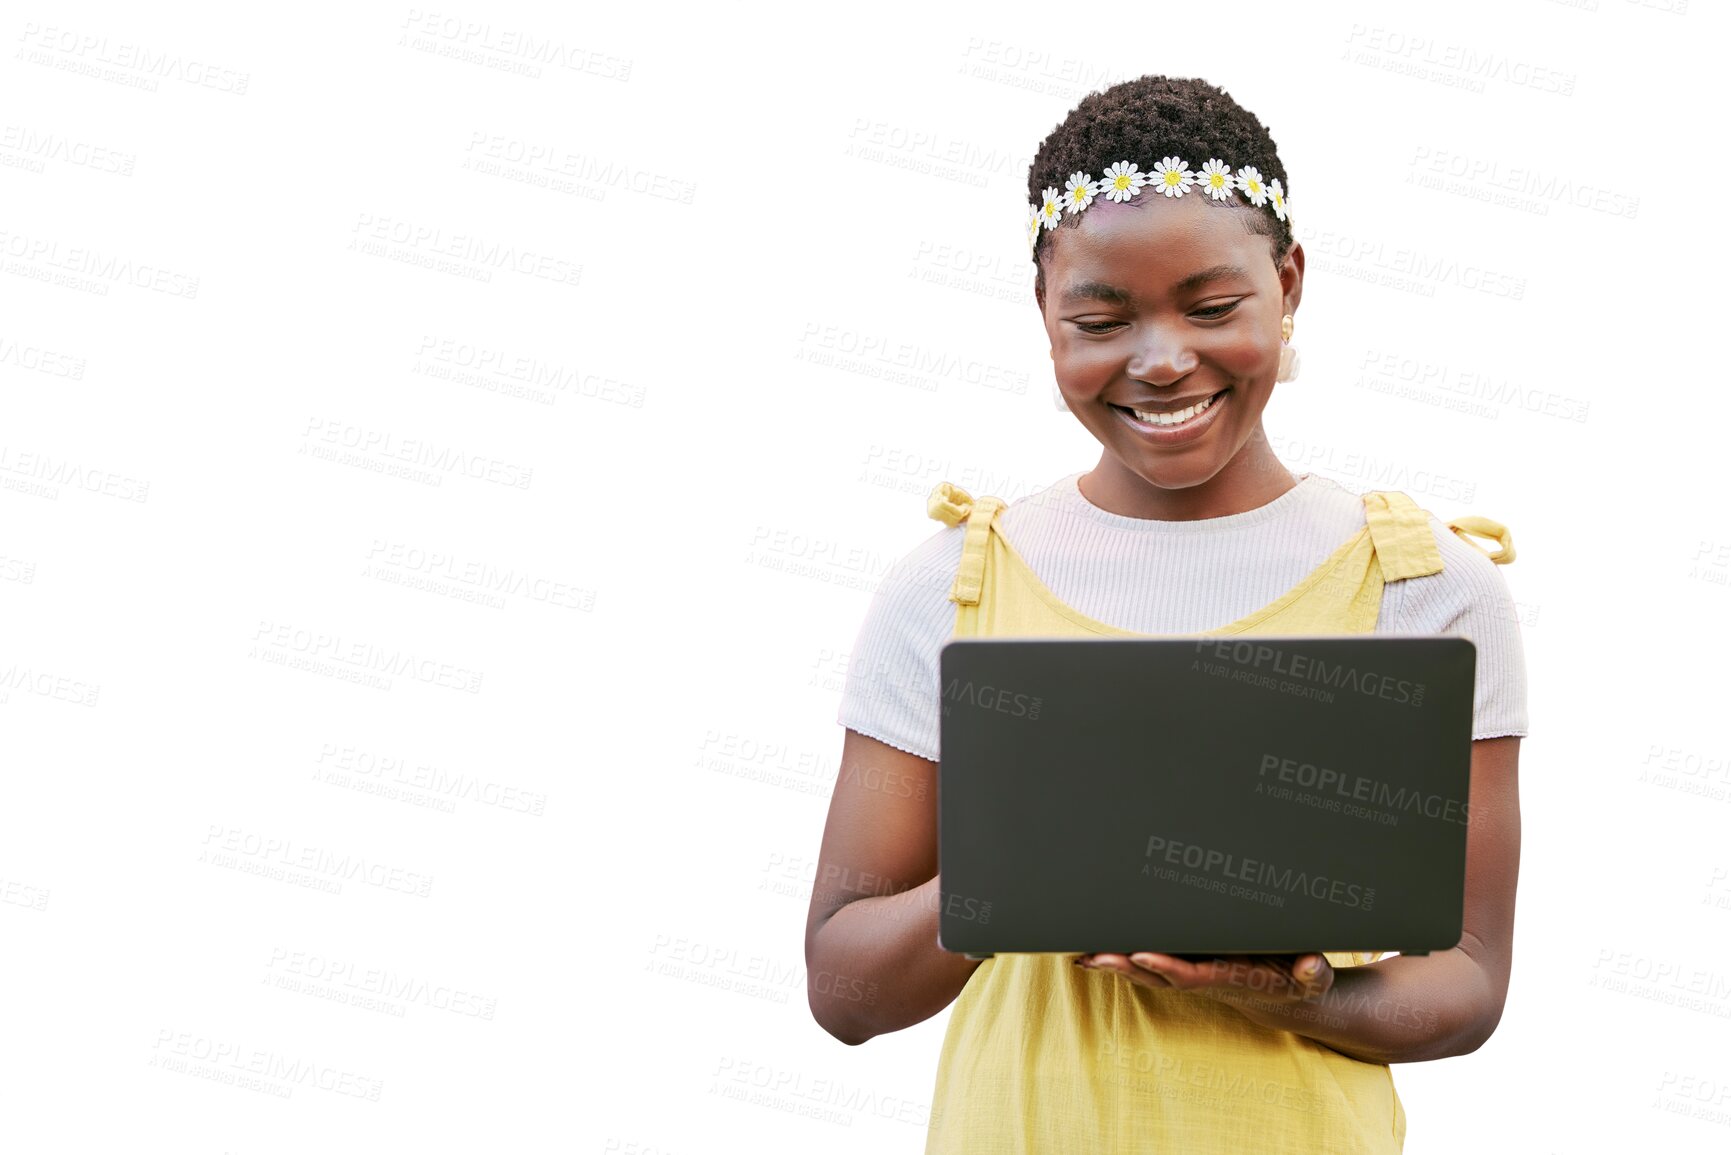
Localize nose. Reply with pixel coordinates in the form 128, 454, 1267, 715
1126, 323, 1199, 384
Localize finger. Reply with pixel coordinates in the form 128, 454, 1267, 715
1159, 954, 1250, 988
1127, 953, 1186, 987
1207, 955, 1293, 997
1198, 955, 1262, 989
1120, 953, 1177, 987
1292, 954, 1331, 997
1244, 954, 1307, 996
1079, 953, 1127, 979
1098, 959, 1176, 992
1254, 954, 1302, 992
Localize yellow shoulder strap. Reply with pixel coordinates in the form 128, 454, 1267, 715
1364, 491, 1517, 576
927, 481, 1004, 606
1362, 491, 1445, 581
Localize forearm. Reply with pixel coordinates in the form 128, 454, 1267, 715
1219, 948, 1504, 1064
807, 875, 983, 1046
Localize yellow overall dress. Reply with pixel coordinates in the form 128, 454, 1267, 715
921, 479, 1515, 1155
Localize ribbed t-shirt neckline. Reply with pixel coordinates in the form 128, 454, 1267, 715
1027, 470, 1326, 535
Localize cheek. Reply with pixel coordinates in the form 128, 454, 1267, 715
1215, 332, 1277, 380
1053, 342, 1121, 387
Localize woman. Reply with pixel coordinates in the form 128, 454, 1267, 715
806, 75, 1525, 1153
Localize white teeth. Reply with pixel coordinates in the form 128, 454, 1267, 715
1130, 393, 1219, 426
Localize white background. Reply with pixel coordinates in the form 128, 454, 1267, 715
3, 0, 1728, 1151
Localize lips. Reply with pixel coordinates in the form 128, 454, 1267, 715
1108, 388, 1230, 442
1110, 389, 1228, 417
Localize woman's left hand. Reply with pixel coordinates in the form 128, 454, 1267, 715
1074, 951, 1334, 1007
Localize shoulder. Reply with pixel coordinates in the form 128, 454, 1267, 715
1289, 472, 1387, 532
873, 471, 1074, 608
1393, 511, 1521, 632
1392, 510, 1530, 739
927, 472, 1078, 559
845, 520, 963, 665
836, 520, 963, 760
878, 519, 966, 606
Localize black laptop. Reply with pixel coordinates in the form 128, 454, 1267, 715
935, 636, 1476, 959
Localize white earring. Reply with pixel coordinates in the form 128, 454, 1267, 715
1276, 313, 1301, 383
1049, 348, 1070, 411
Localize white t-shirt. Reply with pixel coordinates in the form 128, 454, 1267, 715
837, 470, 1529, 759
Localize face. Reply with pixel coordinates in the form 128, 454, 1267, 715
1037, 191, 1304, 502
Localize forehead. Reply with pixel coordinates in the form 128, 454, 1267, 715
1046, 194, 1266, 298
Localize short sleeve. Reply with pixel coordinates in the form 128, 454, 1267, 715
834, 525, 964, 761
1385, 515, 1530, 740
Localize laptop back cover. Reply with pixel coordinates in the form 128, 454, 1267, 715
936, 636, 1475, 958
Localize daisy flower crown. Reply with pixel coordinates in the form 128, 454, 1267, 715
1027, 156, 1291, 254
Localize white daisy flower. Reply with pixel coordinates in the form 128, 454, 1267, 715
1063, 171, 1097, 215
1040, 186, 1063, 230
1099, 160, 1146, 203
1235, 165, 1268, 206
1151, 156, 1193, 197
1027, 203, 1042, 251
1196, 158, 1235, 201
1268, 179, 1288, 222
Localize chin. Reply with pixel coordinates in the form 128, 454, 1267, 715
1127, 460, 1230, 491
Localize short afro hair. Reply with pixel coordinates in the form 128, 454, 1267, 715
1028, 76, 1294, 291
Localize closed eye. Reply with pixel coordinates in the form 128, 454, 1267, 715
1074, 302, 1240, 333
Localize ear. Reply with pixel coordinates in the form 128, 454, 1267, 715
1279, 242, 1304, 319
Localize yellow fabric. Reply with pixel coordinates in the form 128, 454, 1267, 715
1444, 515, 1516, 565
921, 478, 1514, 1153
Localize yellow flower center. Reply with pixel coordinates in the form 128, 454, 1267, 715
1164, 170, 1181, 187
1114, 174, 1131, 190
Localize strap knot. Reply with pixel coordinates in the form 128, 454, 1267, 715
927, 481, 974, 527
927, 480, 1002, 605
1362, 491, 1445, 581
1447, 516, 1516, 565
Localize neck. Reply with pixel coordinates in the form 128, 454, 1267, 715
1079, 433, 1298, 521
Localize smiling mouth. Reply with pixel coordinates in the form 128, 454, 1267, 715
1109, 389, 1228, 428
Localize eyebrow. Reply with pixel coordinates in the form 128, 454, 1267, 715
1174, 263, 1254, 295
1058, 263, 1253, 308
